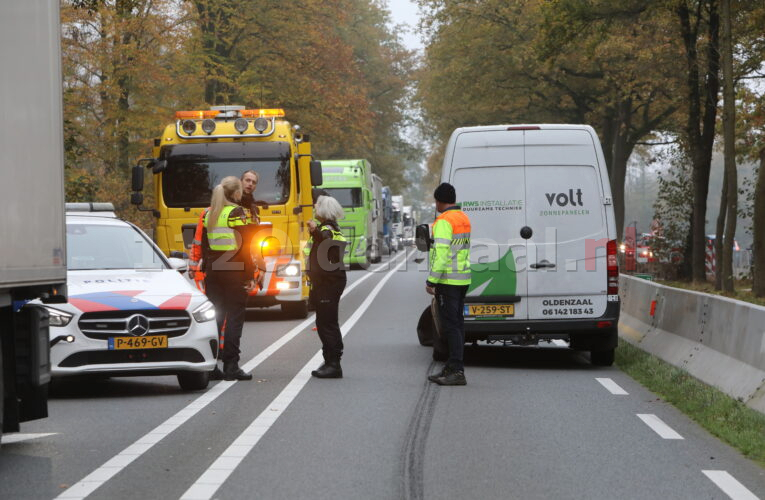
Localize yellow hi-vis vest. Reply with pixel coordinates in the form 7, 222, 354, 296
428, 208, 471, 286
204, 205, 248, 251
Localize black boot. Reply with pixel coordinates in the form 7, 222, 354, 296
223, 362, 253, 381
311, 361, 342, 379
210, 366, 224, 381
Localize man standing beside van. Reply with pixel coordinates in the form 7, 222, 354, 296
426, 183, 471, 386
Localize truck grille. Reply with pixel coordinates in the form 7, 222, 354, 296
340, 226, 355, 239
78, 310, 191, 340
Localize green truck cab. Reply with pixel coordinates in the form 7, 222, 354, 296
320, 159, 382, 266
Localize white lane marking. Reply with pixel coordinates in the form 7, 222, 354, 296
1, 433, 57, 444
703, 471, 760, 500
55, 253, 406, 500
180, 252, 410, 500
636, 414, 684, 440
595, 377, 628, 395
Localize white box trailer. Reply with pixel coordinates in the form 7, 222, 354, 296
419, 124, 619, 366
0, 1, 67, 439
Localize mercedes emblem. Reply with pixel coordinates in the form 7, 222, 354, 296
126, 314, 150, 336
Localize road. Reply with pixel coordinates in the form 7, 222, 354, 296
2, 250, 764, 500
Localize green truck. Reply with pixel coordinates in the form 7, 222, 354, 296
320, 159, 382, 266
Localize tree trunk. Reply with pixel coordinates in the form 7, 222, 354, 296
720, 0, 736, 293
714, 171, 727, 289
679, 1, 721, 283
752, 148, 765, 297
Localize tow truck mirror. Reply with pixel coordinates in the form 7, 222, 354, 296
130, 192, 143, 206
310, 160, 323, 186
151, 160, 167, 174
131, 164, 144, 192
415, 224, 431, 252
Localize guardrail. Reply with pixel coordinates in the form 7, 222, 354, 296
619, 275, 765, 415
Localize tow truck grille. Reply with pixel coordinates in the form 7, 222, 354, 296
78, 310, 191, 339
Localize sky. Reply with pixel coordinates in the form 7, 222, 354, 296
386, 0, 424, 51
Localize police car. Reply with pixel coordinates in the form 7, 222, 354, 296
40, 203, 218, 390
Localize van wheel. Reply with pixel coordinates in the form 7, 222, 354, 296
281, 301, 308, 319
590, 349, 615, 367
416, 306, 434, 346
177, 371, 210, 391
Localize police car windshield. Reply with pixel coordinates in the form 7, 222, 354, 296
66, 223, 166, 270
162, 159, 290, 207
323, 188, 362, 208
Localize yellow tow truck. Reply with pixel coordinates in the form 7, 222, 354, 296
130, 106, 323, 317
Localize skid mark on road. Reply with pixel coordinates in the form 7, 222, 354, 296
400, 361, 440, 500
55, 255, 402, 500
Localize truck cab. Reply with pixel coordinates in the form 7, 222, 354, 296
130, 106, 323, 318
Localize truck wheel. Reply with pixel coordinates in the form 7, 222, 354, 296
177, 371, 210, 391
281, 301, 308, 319
590, 349, 615, 367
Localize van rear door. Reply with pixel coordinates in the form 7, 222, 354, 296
450, 130, 528, 320
523, 129, 609, 320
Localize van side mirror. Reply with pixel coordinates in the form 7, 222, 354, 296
415, 224, 431, 252
131, 164, 144, 192
310, 160, 323, 186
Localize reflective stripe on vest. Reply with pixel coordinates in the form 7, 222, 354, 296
428, 209, 471, 285
205, 205, 241, 251
305, 223, 347, 257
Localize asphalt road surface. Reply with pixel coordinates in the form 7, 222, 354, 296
2, 250, 764, 500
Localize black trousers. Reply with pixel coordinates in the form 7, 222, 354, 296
435, 284, 469, 371
314, 277, 346, 363
205, 270, 247, 364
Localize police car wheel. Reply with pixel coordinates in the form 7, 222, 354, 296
177, 371, 210, 391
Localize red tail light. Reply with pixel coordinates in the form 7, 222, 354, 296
607, 239, 618, 295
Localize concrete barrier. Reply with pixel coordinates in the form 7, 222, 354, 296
619, 275, 765, 414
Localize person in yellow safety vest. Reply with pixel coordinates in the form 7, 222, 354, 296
304, 188, 329, 311
426, 182, 471, 386
189, 170, 262, 291
202, 176, 258, 381
306, 195, 348, 378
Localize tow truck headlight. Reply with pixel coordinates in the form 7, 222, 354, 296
254, 117, 269, 133
46, 307, 73, 327
192, 301, 216, 322
182, 119, 197, 135
278, 264, 299, 277
234, 118, 249, 133
619, 243, 626, 253
201, 119, 216, 134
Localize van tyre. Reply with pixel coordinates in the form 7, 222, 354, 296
281, 301, 308, 318
590, 348, 615, 367
177, 371, 210, 391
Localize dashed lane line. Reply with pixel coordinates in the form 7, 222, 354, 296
637, 414, 684, 440
595, 377, 629, 395
55, 253, 406, 500
179, 252, 411, 500
702, 470, 760, 500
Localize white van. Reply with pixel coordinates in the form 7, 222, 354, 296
420, 124, 619, 366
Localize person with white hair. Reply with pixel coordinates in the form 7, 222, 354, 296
306, 195, 348, 378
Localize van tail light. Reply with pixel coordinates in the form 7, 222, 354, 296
607, 239, 618, 295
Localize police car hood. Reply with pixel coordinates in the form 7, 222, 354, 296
65, 269, 205, 314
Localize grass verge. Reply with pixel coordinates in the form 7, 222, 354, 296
616, 341, 765, 468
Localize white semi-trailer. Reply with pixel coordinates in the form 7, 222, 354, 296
1, 1, 67, 442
